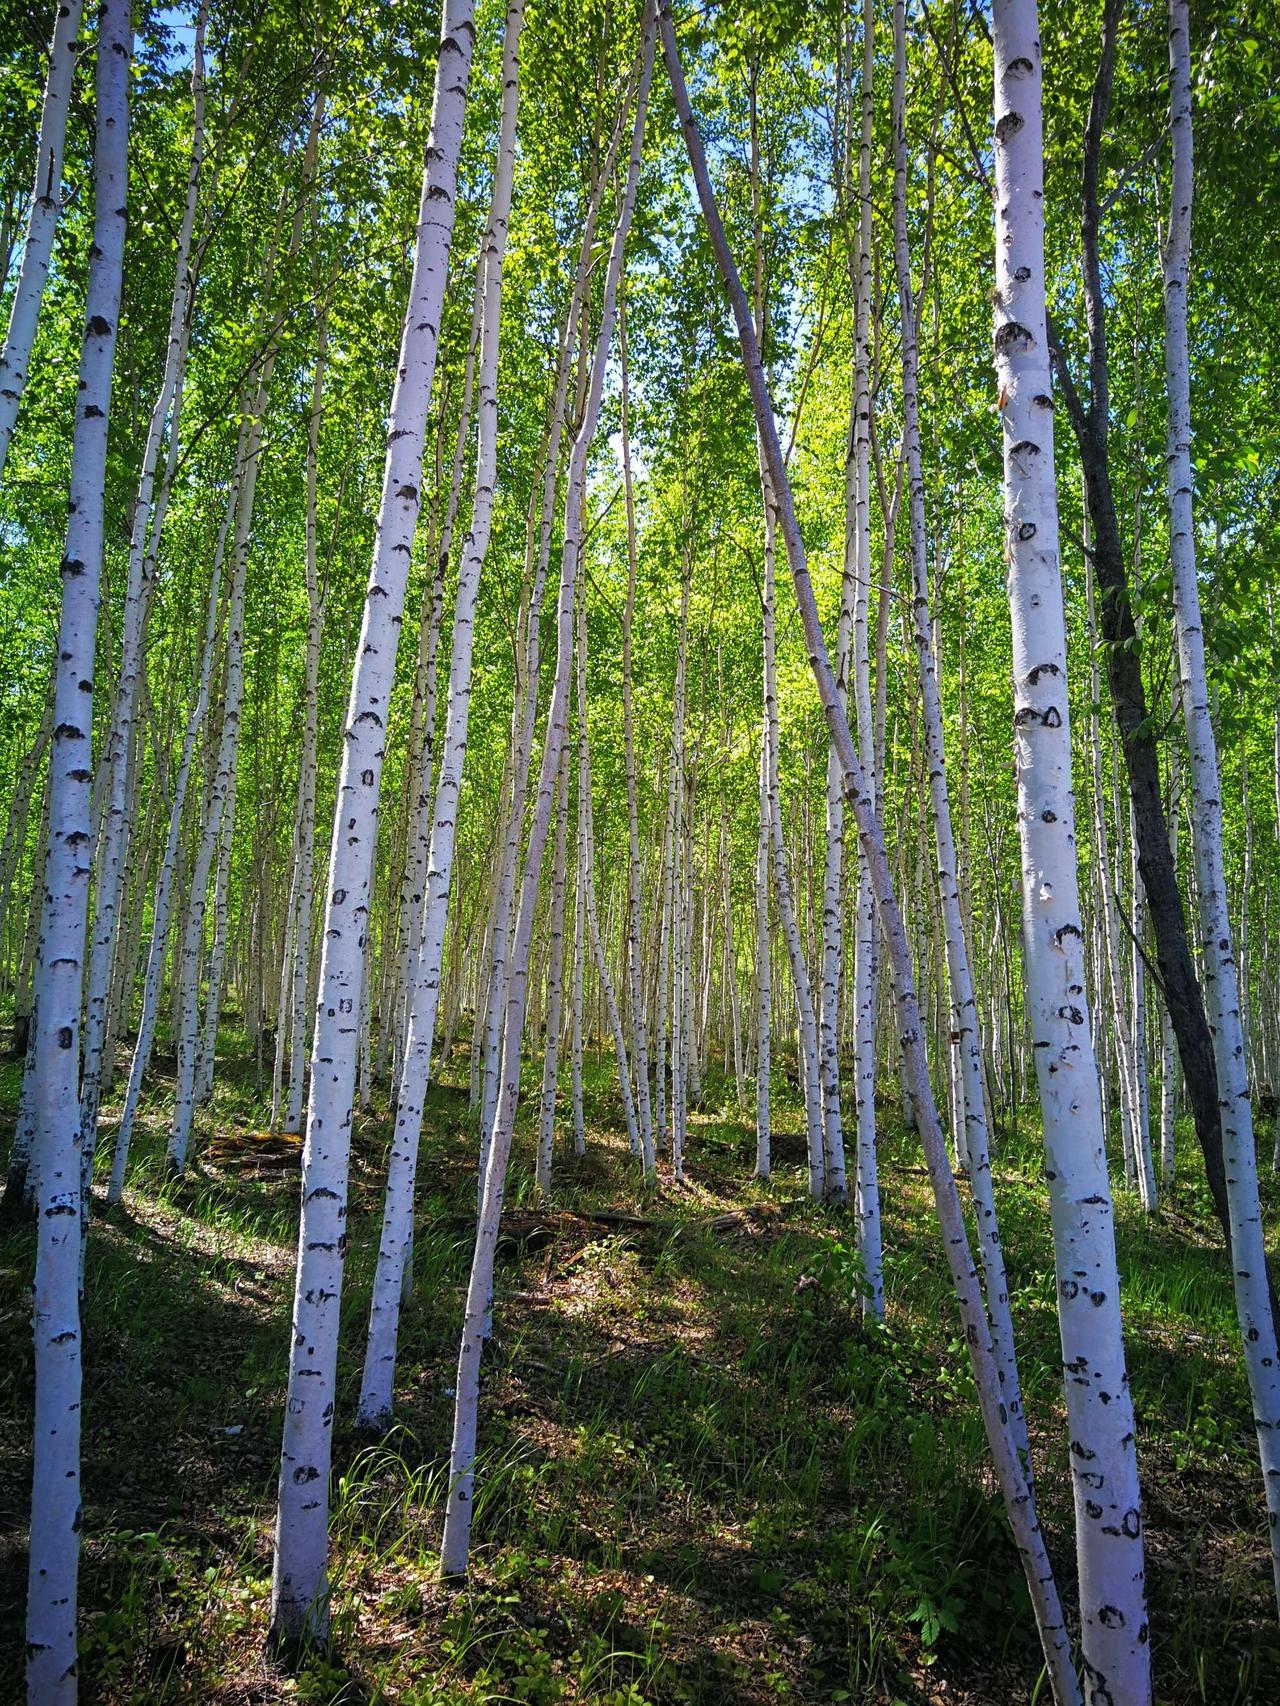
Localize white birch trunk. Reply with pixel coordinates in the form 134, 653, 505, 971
890, 0, 1029, 1463
754, 722, 770, 1177
281, 312, 331, 1132
77, 1, 209, 1171
576, 576, 641, 1156
0, 0, 85, 484
474, 126, 626, 1145
1162, 0, 1280, 1612
850, 0, 882, 1311
389, 275, 483, 1077
618, 290, 655, 1172
107, 470, 237, 1201
0, 696, 52, 988
352, 0, 522, 1438
271, 848, 298, 1127
665, 565, 691, 1170
536, 745, 571, 1196
25, 5, 130, 1696
570, 805, 587, 1154
268, 4, 475, 1646
196, 783, 235, 1102
661, 12, 1080, 1697
761, 480, 824, 1198
166, 100, 321, 1169
439, 15, 653, 1575
990, 3, 1150, 1693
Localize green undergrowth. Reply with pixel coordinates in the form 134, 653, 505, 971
1, 1030, 1277, 1704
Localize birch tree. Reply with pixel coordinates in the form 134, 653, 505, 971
660, 8, 1080, 1696
439, 7, 654, 1575
0, 0, 85, 486
991, 1, 1149, 1693
355, 0, 524, 1434
1162, 0, 1280, 1611
25, 4, 131, 1696
268, 2, 476, 1648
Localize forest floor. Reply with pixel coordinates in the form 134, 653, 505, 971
2, 1037, 1279, 1706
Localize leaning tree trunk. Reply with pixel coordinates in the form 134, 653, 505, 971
1162, 0, 1280, 1613
24, 5, 131, 1699
267, 1, 475, 1651
660, 8, 1082, 1700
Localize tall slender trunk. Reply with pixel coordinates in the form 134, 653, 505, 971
281, 309, 331, 1132
352, 0, 523, 1438
536, 744, 571, 1196
439, 13, 653, 1576
0, 692, 52, 991
390, 279, 482, 1086
25, 6, 131, 1697
754, 716, 770, 1176
0, 0, 85, 483
575, 573, 641, 1157
665, 562, 691, 1172
78, 2, 210, 1174
850, 0, 881, 1306
107, 469, 237, 1201
989, 3, 1149, 1694
167, 100, 323, 1173
747, 77, 823, 1199
1050, 0, 1243, 1295
661, 11, 1080, 1698
1162, 0, 1280, 1612
890, 0, 1029, 1466
1159, 682, 1180, 1185
268, 4, 475, 1648
760, 503, 823, 1198
618, 288, 655, 1171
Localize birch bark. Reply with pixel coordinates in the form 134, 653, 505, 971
25, 4, 131, 1695
618, 289, 655, 1172
282, 307, 331, 1133
268, 3, 475, 1646
78, 1, 210, 1174
890, 0, 1029, 1464
536, 744, 571, 1197
990, 3, 1150, 1693
850, 0, 881, 1307
353, 0, 522, 1437
661, 10, 1080, 1697
1162, 0, 1280, 1612
0, 0, 85, 484
107, 469, 237, 1200
439, 12, 653, 1575
576, 575, 641, 1157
